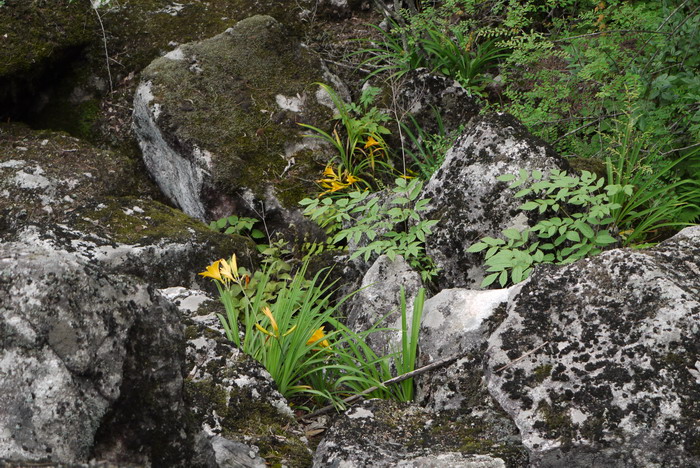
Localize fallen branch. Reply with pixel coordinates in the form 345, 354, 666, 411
299, 351, 468, 420
495, 341, 549, 373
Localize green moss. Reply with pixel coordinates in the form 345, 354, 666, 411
0, 0, 92, 78
141, 15, 330, 208
568, 156, 607, 180
537, 400, 574, 443
533, 364, 553, 383
185, 378, 311, 467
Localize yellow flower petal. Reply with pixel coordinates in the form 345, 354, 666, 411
255, 322, 274, 337
220, 258, 234, 282
261, 306, 278, 336
199, 260, 223, 282
307, 327, 330, 348
364, 136, 380, 148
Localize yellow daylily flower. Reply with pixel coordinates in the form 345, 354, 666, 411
219, 258, 234, 283
364, 135, 381, 149
307, 326, 330, 348
219, 254, 239, 283
256, 307, 296, 341
317, 165, 362, 196
199, 259, 223, 282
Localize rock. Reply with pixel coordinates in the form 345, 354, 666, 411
0, 232, 188, 466
312, 399, 528, 467
415, 286, 521, 413
132, 15, 337, 238
485, 225, 700, 467
0, 0, 93, 117
345, 255, 424, 359
0, 123, 142, 237
4, 199, 254, 290
422, 113, 568, 289
397, 68, 481, 138
161, 287, 313, 467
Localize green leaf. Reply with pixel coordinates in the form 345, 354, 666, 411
565, 231, 581, 242
503, 228, 522, 240
594, 231, 617, 245
467, 242, 488, 253
481, 273, 499, 287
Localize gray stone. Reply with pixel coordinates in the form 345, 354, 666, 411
0, 232, 187, 465
422, 113, 568, 289
312, 399, 527, 467
396, 68, 481, 137
345, 255, 424, 358
162, 287, 312, 468
485, 225, 700, 467
6, 198, 254, 290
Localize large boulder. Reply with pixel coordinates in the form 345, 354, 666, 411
132, 15, 337, 236
0, 233, 189, 466
422, 113, 568, 289
344, 255, 424, 359
485, 225, 700, 467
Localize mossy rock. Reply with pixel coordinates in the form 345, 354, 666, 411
133, 14, 335, 231
184, 332, 312, 467
0, 122, 148, 236
0, 0, 93, 105
313, 399, 528, 467
63, 196, 259, 288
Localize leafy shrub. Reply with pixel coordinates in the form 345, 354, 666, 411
468, 169, 624, 287
355, 15, 508, 95
300, 177, 439, 281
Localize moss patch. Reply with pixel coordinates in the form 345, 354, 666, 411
185, 378, 311, 467
141, 15, 331, 208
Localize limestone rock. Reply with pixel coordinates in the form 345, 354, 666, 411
132, 15, 336, 238
345, 255, 424, 358
0, 233, 188, 466
5, 198, 254, 290
422, 113, 568, 289
397, 68, 481, 138
485, 225, 700, 467
312, 399, 527, 467
415, 286, 521, 413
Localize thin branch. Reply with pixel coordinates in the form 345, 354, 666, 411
93, 5, 113, 94
299, 351, 467, 420
495, 341, 549, 373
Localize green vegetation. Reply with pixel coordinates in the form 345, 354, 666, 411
199, 255, 427, 410
300, 177, 439, 281
300, 83, 393, 190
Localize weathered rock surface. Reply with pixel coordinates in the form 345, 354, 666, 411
397, 68, 481, 138
4, 200, 253, 290
485, 225, 700, 466
415, 286, 520, 413
345, 255, 424, 358
422, 113, 568, 289
312, 399, 527, 467
161, 287, 312, 467
0, 123, 143, 236
132, 15, 336, 236
0, 233, 188, 466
